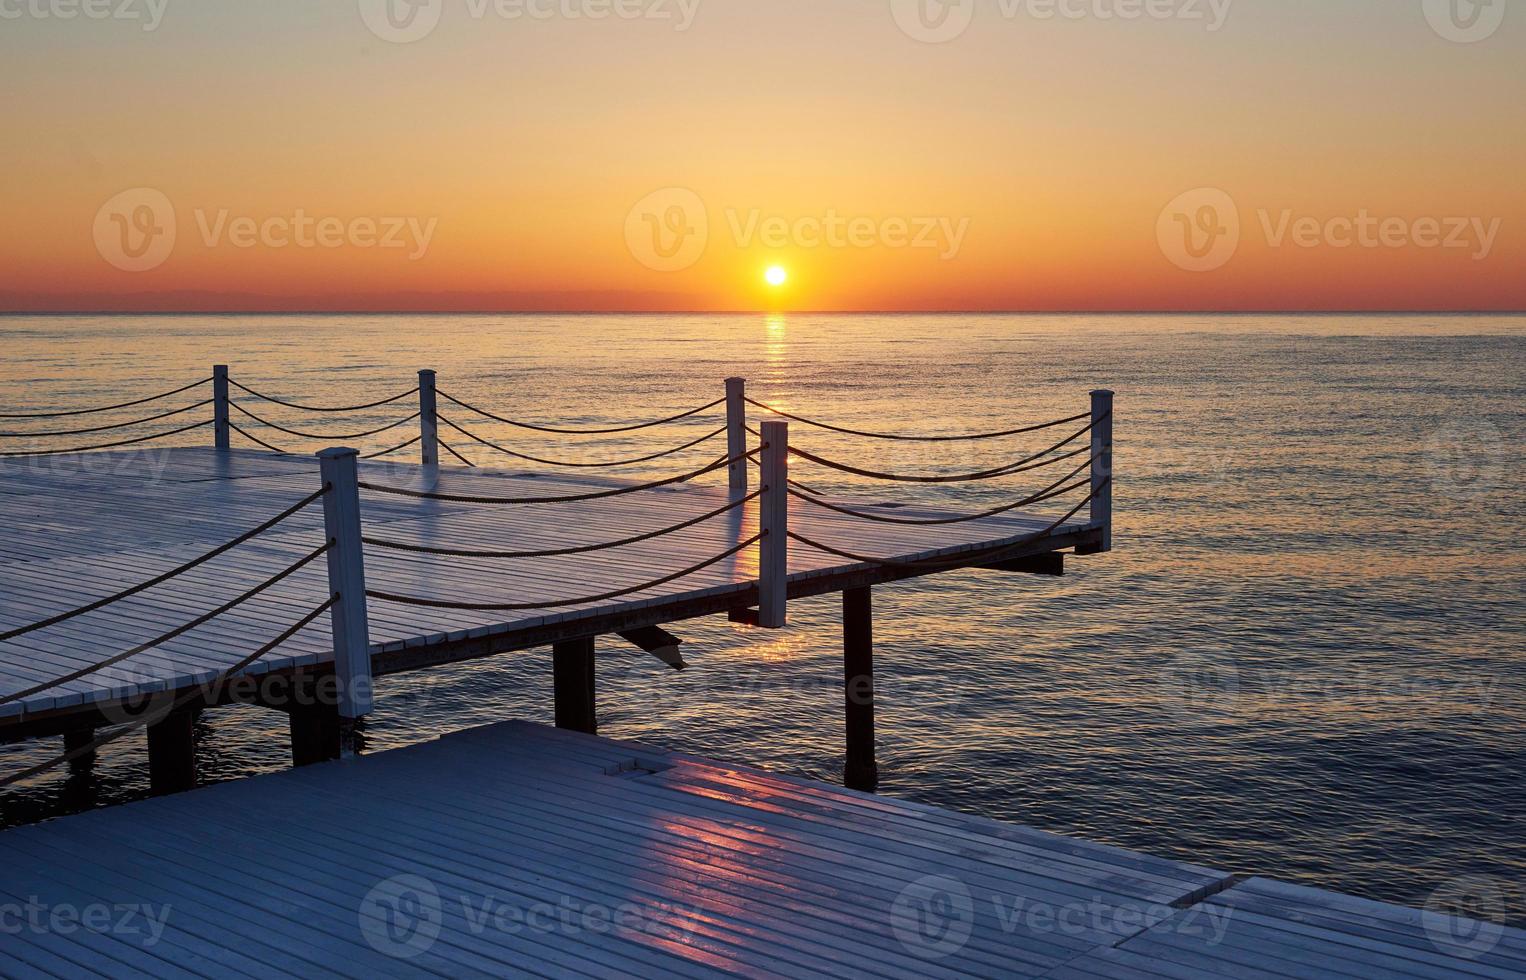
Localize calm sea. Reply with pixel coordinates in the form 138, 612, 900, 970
1, 313, 1522, 923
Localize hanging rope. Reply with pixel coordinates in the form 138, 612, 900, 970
0, 487, 329, 645
438, 390, 725, 435
228, 420, 291, 454
229, 401, 420, 441
0, 419, 213, 458
362, 436, 422, 460
364, 490, 761, 559
0, 377, 212, 420
788, 482, 1106, 571
0, 596, 337, 790
438, 414, 727, 469
228, 378, 419, 414
746, 396, 1090, 442
367, 534, 762, 611
438, 438, 476, 467
787, 417, 1100, 484
357, 448, 755, 505
0, 399, 213, 439
0, 542, 332, 708
789, 462, 1093, 526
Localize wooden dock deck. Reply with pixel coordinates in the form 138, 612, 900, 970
0, 444, 1097, 736
1, 719, 1519, 979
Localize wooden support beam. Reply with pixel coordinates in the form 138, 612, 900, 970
63, 728, 97, 770
617, 626, 686, 670
553, 637, 597, 735
146, 709, 196, 796
843, 586, 878, 793
728, 607, 761, 627
981, 552, 1064, 576
288, 676, 340, 767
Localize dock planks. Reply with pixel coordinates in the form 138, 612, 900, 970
1, 720, 1518, 978
0, 448, 1098, 729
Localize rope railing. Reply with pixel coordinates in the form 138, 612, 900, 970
363, 435, 423, 460
367, 533, 763, 612
746, 396, 1090, 442
364, 489, 762, 560
439, 390, 725, 436
0, 399, 213, 439
228, 378, 419, 414
0, 595, 337, 790
786, 415, 1102, 484
0, 487, 330, 645
0, 377, 212, 420
357, 447, 758, 506
788, 481, 1108, 571
0, 541, 333, 708
228, 420, 292, 455
229, 400, 421, 441
788, 461, 1094, 527
438, 438, 476, 467
0, 419, 213, 458
438, 413, 728, 469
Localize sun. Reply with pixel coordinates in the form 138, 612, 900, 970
765, 265, 788, 287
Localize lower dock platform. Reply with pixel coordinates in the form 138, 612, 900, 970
0, 720, 1518, 978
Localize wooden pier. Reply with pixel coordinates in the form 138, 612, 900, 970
0, 371, 1110, 794
1, 720, 1519, 978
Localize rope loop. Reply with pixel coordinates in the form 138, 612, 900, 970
0, 399, 213, 439
0, 419, 213, 457
229, 400, 421, 441
364, 489, 761, 559
228, 378, 419, 413
745, 396, 1090, 442
358, 447, 755, 505
439, 390, 724, 435
368, 534, 761, 611
0, 377, 212, 420
438, 413, 727, 468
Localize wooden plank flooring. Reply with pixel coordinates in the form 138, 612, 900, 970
0, 448, 1097, 726
0, 720, 1516, 979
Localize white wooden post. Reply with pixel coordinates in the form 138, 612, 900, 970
758, 420, 789, 628
725, 377, 747, 496
1090, 389, 1114, 552
317, 448, 373, 748
418, 370, 439, 467
213, 365, 230, 451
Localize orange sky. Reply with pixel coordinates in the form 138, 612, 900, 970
1, 1, 1521, 312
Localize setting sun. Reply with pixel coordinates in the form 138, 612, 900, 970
765, 266, 788, 287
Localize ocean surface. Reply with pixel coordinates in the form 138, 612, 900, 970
0, 313, 1521, 924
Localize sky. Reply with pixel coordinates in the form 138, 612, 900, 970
1, 0, 1522, 312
